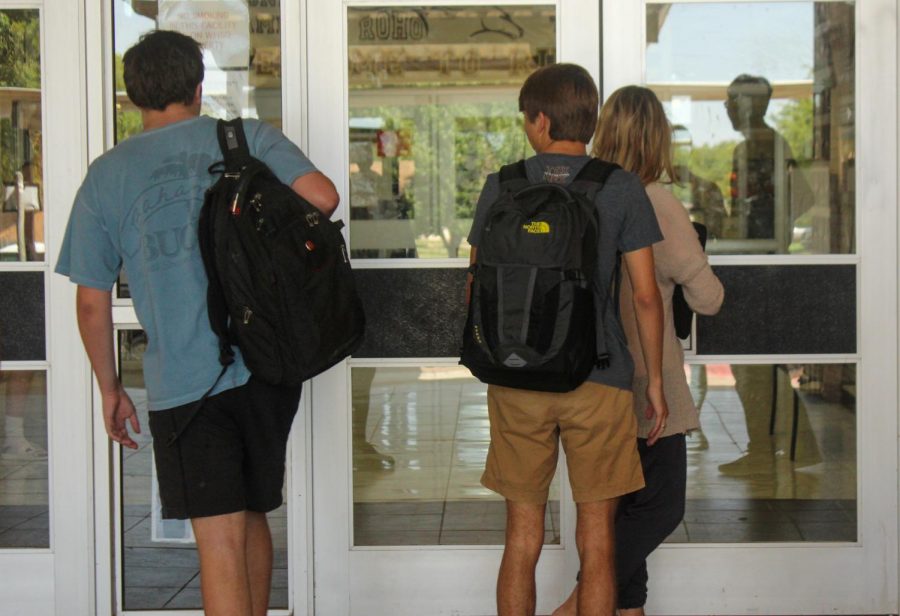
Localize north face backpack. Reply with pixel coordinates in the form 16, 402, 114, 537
460, 158, 620, 393
198, 118, 365, 387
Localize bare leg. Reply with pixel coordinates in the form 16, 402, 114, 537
192, 511, 253, 616
575, 499, 618, 616
497, 500, 546, 616
245, 511, 273, 616
551, 584, 577, 616
619, 608, 645, 616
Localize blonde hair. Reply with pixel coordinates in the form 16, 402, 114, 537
591, 86, 675, 186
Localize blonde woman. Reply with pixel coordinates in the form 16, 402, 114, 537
554, 86, 724, 616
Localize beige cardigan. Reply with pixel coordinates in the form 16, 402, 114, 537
619, 183, 725, 439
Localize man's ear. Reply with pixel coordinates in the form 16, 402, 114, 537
193, 83, 203, 106
537, 112, 551, 138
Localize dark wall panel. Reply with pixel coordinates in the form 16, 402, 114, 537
697, 265, 855, 355
354, 265, 856, 358
355, 268, 467, 358
0, 272, 45, 361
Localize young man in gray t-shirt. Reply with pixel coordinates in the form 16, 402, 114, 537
56, 31, 339, 615
466, 63, 668, 615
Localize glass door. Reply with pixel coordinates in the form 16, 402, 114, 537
308, 2, 600, 614
311, 0, 898, 614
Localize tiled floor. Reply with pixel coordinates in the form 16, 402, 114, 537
351, 364, 857, 545
0, 362, 858, 610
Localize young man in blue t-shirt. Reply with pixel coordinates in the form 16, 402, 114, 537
56, 30, 338, 615
467, 64, 669, 615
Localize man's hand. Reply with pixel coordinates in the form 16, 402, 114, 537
644, 381, 669, 446
101, 385, 140, 449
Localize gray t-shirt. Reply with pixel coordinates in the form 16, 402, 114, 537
56, 116, 316, 410
467, 153, 663, 391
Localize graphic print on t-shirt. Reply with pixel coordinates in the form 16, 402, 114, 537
543, 165, 571, 183
122, 150, 215, 272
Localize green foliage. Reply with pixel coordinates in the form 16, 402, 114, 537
117, 111, 143, 143
0, 10, 40, 88
686, 139, 738, 198
352, 101, 528, 258
773, 97, 814, 161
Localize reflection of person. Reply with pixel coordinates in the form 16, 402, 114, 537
722, 75, 819, 475
56, 31, 338, 616
467, 64, 668, 616
1, 371, 45, 460
349, 138, 416, 258
349, 141, 381, 220
554, 86, 724, 616
725, 74, 796, 243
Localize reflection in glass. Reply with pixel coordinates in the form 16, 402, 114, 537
113, 1, 284, 295
347, 6, 556, 259
647, 2, 855, 255
0, 10, 43, 262
118, 331, 289, 609
0, 370, 48, 548
352, 366, 560, 546
677, 363, 856, 543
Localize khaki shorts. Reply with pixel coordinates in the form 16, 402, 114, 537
481, 381, 644, 504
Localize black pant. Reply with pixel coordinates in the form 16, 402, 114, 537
615, 434, 687, 609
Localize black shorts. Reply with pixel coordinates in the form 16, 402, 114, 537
148, 377, 301, 520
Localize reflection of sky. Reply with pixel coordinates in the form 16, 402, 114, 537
114, 1, 155, 53
114, 1, 817, 147
648, 3, 816, 146
665, 98, 793, 148
647, 3, 814, 83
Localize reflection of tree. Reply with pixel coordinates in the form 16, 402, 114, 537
115, 53, 144, 143
0, 11, 41, 183
676, 98, 813, 219
0, 11, 40, 89
773, 98, 814, 161
351, 101, 528, 258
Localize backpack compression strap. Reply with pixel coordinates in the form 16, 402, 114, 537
573, 159, 621, 369
168, 121, 251, 445
217, 118, 253, 172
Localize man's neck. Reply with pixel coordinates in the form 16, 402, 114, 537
536, 140, 588, 156
141, 104, 200, 132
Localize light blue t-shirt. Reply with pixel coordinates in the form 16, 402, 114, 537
56, 116, 317, 410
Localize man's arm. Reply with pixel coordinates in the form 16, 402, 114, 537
292, 171, 340, 218
76, 285, 140, 449
622, 246, 669, 445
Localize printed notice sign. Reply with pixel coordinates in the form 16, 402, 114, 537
159, 1, 250, 69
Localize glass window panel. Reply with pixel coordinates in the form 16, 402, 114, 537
113, 0, 284, 296
118, 331, 289, 609
0, 10, 43, 262
0, 370, 49, 549
347, 6, 556, 260
647, 3, 855, 255
352, 366, 560, 546
674, 363, 856, 543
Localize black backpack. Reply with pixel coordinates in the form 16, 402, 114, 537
460, 159, 619, 393
672, 221, 708, 340
198, 118, 365, 387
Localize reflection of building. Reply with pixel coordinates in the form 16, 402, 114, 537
648, 7, 853, 256
0, 87, 42, 261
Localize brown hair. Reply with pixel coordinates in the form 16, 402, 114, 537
123, 30, 204, 111
591, 86, 675, 185
518, 63, 599, 143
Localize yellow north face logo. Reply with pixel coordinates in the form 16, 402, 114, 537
522, 221, 550, 234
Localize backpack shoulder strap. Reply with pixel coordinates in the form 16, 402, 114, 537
574, 158, 620, 186
217, 118, 253, 171
498, 159, 528, 185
